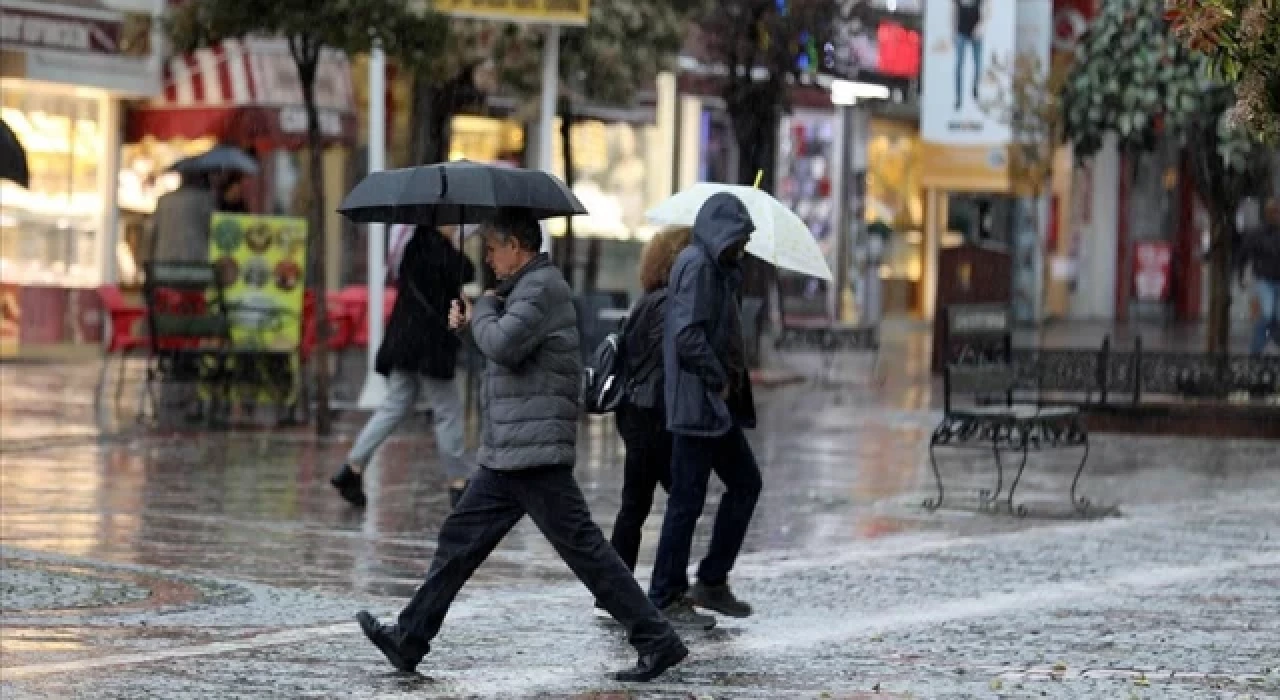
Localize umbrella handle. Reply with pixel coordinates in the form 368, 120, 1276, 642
753, 170, 763, 189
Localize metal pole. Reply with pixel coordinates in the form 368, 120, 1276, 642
536, 24, 561, 256
830, 104, 849, 321
357, 44, 388, 409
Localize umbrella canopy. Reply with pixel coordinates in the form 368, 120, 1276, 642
646, 183, 834, 281
167, 144, 259, 176
0, 119, 30, 188
338, 160, 587, 226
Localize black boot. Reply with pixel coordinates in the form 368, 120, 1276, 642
331, 465, 367, 507
356, 611, 426, 673
689, 581, 753, 618
612, 638, 688, 683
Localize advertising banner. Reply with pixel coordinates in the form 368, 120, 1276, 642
432, 0, 590, 26
921, 0, 1016, 145
208, 213, 307, 352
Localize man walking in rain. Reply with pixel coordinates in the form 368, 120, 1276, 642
648, 192, 763, 621
356, 211, 688, 683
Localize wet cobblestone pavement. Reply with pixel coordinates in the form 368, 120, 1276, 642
2, 345, 1280, 698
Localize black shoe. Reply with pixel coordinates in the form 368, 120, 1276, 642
356, 611, 424, 673
689, 582, 752, 618
612, 639, 688, 683
660, 598, 717, 630
331, 465, 367, 507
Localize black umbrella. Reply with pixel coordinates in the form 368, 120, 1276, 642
167, 144, 259, 176
0, 118, 30, 189
337, 160, 587, 226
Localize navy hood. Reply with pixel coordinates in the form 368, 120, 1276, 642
693, 192, 754, 260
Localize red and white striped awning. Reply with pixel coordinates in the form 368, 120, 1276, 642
126, 37, 357, 149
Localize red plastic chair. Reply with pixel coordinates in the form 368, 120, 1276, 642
301, 290, 354, 363
96, 285, 148, 404
338, 285, 396, 348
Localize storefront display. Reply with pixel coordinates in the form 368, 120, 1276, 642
1, 0, 161, 347
777, 111, 925, 317
776, 110, 835, 315
0, 82, 106, 288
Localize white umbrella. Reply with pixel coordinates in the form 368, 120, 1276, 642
645, 182, 833, 281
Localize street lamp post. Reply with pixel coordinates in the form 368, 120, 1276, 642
357, 44, 388, 409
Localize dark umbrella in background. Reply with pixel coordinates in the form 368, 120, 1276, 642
166, 143, 260, 176
0, 118, 31, 188
337, 160, 586, 225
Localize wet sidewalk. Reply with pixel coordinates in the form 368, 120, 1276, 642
2, 329, 1279, 698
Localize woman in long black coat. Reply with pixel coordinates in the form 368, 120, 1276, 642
331, 225, 476, 508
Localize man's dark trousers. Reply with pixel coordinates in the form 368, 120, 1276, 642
396, 465, 678, 654
648, 424, 763, 608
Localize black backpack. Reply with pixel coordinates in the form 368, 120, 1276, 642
583, 330, 627, 414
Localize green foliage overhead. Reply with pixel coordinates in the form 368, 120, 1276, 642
1166, 0, 1280, 143
491, 0, 689, 107
1060, 0, 1262, 173
167, 0, 447, 73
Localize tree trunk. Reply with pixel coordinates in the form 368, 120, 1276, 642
1206, 212, 1235, 354
410, 70, 473, 166
727, 83, 781, 327
301, 68, 333, 436
559, 97, 576, 289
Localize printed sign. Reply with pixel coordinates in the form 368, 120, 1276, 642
0, 3, 123, 55
208, 213, 308, 352
432, 0, 590, 26
1133, 241, 1172, 303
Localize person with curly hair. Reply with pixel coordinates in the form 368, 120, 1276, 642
592, 226, 715, 629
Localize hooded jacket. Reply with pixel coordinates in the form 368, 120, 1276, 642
663, 192, 758, 437
470, 253, 581, 470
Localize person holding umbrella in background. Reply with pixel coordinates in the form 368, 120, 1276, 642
330, 223, 476, 508
646, 192, 762, 622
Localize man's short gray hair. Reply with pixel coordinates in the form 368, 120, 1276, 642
482, 211, 543, 252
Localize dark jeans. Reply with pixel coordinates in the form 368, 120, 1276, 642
648, 425, 763, 609
954, 33, 983, 107
609, 424, 673, 571
397, 465, 678, 655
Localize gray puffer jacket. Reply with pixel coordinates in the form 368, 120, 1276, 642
471, 254, 581, 470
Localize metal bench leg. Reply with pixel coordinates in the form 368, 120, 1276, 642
982, 436, 1005, 511
924, 439, 946, 511
1005, 428, 1031, 517
1070, 430, 1092, 516
93, 354, 111, 407
115, 352, 131, 405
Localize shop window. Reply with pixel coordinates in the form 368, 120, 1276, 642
1, 83, 105, 288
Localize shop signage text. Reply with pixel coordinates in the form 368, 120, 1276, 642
0, 6, 122, 55
432, 0, 590, 26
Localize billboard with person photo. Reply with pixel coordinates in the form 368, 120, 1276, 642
921, 0, 1015, 145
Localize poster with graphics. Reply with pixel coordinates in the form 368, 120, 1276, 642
208, 213, 307, 352
921, 0, 1016, 145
